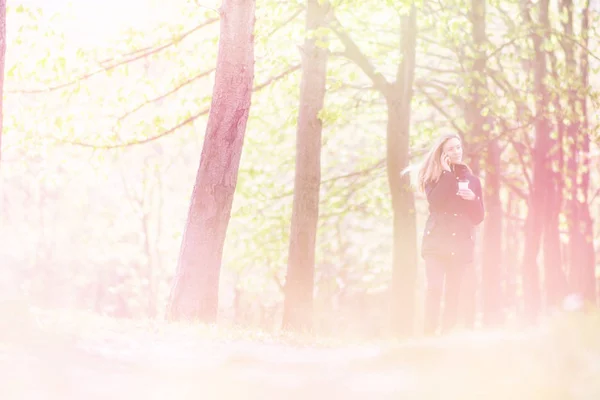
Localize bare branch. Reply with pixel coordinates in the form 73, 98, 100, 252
117, 68, 216, 123
59, 64, 301, 149
322, 158, 385, 184
253, 64, 300, 91
416, 64, 461, 74
485, 35, 522, 61
60, 109, 210, 149
194, 0, 220, 14
415, 81, 466, 136
268, 7, 304, 37
10, 18, 219, 94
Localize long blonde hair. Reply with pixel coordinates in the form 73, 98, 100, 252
416, 133, 462, 193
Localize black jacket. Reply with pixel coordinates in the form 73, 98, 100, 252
421, 165, 484, 264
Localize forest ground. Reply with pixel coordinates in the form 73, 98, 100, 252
2, 303, 599, 400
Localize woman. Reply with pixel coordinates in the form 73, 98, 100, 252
417, 133, 484, 335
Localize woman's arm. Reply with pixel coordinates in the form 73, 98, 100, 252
468, 177, 485, 225
425, 171, 456, 209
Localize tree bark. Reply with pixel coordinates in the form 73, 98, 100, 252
577, 0, 596, 303
166, 0, 256, 322
482, 134, 504, 324
504, 191, 519, 312
0, 0, 4, 164
467, 0, 505, 327
545, 44, 569, 309
331, 4, 418, 337
520, 0, 550, 321
564, 0, 596, 303
388, 5, 418, 337
282, 0, 329, 331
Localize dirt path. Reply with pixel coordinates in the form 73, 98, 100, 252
2, 314, 599, 399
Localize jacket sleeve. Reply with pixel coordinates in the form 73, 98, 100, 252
425, 171, 457, 209
468, 177, 485, 225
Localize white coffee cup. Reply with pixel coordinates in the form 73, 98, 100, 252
458, 180, 469, 191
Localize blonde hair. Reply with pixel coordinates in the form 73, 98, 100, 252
415, 133, 462, 193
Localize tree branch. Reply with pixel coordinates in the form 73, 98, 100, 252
253, 64, 300, 91
194, 0, 220, 14
322, 158, 385, 185
267, 7, 304, 37
551, 29, 600, 63
507, 136, 532, 189
58, 64, 301, 149
117, 68, 216, 123
501, 176, 528, 201
415, 81, 466, 136
329, 16, 389, 91
416, 80, 465, 109
10, 18, 219, 94
59, 109, 210, 149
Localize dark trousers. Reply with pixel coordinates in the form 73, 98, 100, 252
424, 256, 466, 335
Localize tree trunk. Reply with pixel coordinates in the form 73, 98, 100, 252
0, 0, 4, 164
482, 135, 504, 324
467, 0, 505, 327
465, 0, 487, 174
543, 161, 566, 307
545, 43, 569, 309
520, 0, 550, 321
388, 5, 418, 337
166, 0, 256, 322
504, 191, 519, 313
565, 0, 596, 303
282, 0, 329, 331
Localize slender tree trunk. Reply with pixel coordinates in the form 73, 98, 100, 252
545, 46, 568, 308
566, 0, 596, 303
388, 4, 418, 337
520, 0, 550, 321
0, 0, 14, 322
543, 162, 566, 307
504, 191, 519, 313
0, 0, 4, 164
330, 4, 418, 336
482, 136, 504, 324
467, 0, 504, 327
465, 0, 487, 174
282, 0, 329, 331
579, 1, 595, 302
166, 0, 256, 322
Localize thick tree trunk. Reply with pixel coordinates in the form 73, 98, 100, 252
520, 0, 550, 321
282, 0, 329, 331
388, 5, 418, 337
166, 0, 256, 322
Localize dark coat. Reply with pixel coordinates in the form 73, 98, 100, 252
421, 165, 484, 264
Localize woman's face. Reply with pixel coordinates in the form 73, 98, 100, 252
442, 137, 463, 164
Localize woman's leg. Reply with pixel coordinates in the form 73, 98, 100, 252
424, 256, 445, 335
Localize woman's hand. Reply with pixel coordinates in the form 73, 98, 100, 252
457, 188, 476, 201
